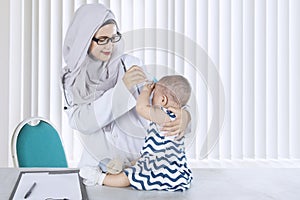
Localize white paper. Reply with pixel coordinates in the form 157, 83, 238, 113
12, 172, 82, 200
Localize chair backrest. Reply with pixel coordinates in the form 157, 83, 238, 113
11, 117, 68, 168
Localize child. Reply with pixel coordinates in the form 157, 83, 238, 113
80, 75, 193, 191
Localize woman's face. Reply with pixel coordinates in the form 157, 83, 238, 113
89, 23, 117, 61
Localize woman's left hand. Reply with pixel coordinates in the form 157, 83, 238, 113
161, 107, 191, 140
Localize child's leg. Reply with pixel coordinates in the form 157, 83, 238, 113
103, 172, 130, 187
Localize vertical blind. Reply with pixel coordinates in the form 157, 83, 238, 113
5, 0, 300, 167
0, 0, 10, 167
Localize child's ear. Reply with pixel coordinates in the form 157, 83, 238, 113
161, 95, 168, 106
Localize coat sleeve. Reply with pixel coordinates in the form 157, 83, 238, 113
65, 79, 136, 134
64, 55, 143, 135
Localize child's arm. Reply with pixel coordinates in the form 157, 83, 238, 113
136, 83, 169, 125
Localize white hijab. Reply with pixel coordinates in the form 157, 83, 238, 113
62, 3, 124, 106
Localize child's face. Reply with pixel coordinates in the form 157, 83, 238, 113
151, 84, 164, 106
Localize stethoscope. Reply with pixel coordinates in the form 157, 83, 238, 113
62, 68, 72, 110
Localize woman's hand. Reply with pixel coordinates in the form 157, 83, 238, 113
122, 65, 146, 91
162, 107, 191, 140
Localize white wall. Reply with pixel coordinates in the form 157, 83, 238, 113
0, 0, 10, 167
1, 0, 300, 167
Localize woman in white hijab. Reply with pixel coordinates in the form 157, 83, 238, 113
61, 3, 191, 168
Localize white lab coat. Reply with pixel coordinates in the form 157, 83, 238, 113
64, 55, 148, 167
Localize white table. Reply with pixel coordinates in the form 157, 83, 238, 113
1, 168, 300, 200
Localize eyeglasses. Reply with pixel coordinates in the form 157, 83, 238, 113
92, 33, 122, 45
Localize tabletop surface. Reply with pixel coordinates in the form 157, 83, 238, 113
1, 167, 300, 200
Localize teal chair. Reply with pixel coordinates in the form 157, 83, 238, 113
11, 117, 68, 168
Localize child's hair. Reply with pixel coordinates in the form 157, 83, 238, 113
157, 75, 191, 107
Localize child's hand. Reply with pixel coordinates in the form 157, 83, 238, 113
142, 82, 155, 93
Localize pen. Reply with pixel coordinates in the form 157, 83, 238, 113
24, 182, 36, 199
120, 58, 127, 72
120, 58, 140, 94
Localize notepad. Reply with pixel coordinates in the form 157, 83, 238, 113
9, 170, 88, 200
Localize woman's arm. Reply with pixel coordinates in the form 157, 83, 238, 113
162, 107, 191, 140
64, 55, 144, 134
65, 79, 136, 134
